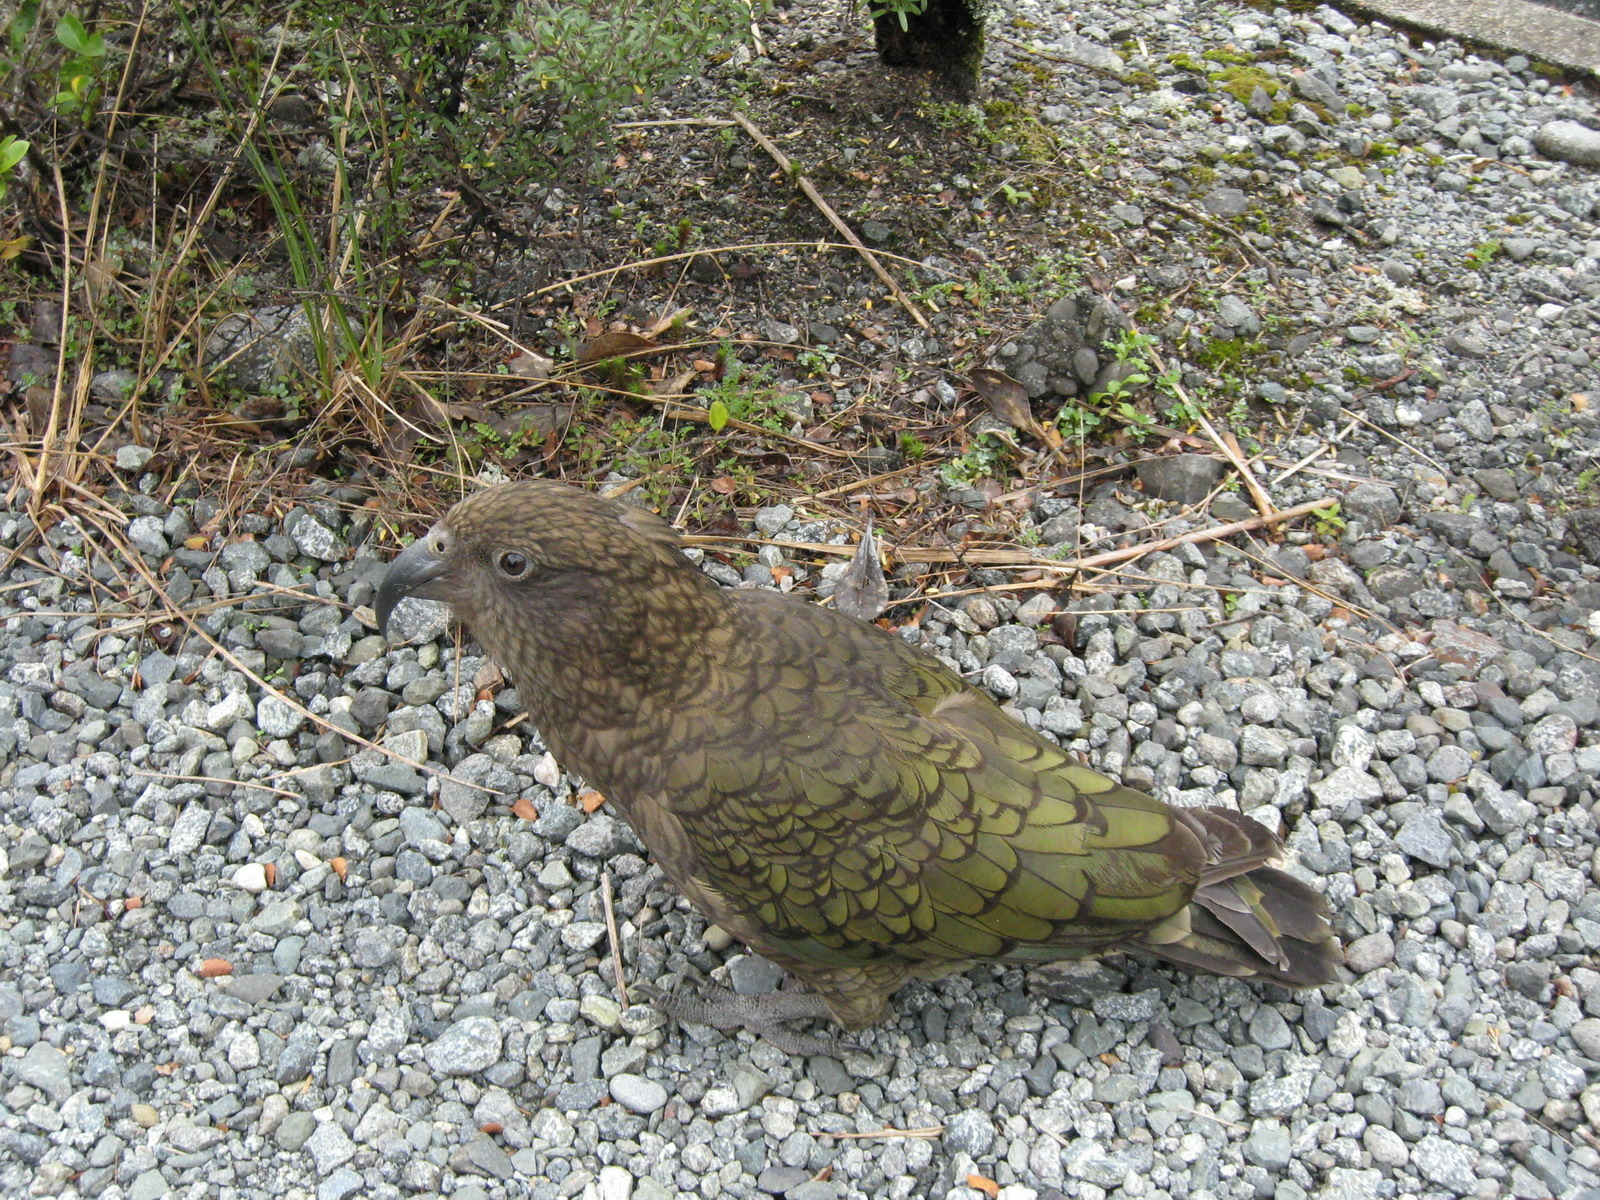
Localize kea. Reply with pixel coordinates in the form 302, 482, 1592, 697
376, 481, 1338, 1037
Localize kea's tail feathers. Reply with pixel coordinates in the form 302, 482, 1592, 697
1137, 808, 1340, 988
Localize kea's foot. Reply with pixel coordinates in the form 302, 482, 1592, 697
635, 981, 845, 1056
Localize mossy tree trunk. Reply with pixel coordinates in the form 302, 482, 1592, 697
872, 0, 985, 96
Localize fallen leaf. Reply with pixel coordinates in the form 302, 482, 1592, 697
134, 1005, 155, 1024
968, 367, 1042, 435
966, 1175, 1000, 1199
262, 862, 277, 887
124, 896, 143, 910
580, 790, 606, 814
329, 857, 348, 880
511, 798, 538, 820
154, 1061, 180, 1076
709, 476, 738, 495
645, 306, 694, 337
506, 350, 554, 380
197, 958, 233, 978
833, 523, 890, 621
577, 330, 657, 367
474, 662, 505, 692
485, 404, 576, 443
481, 1122, 504, 1135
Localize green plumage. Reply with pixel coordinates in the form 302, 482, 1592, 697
376, 481, 1339, 1029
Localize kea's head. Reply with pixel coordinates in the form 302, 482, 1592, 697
375, 482, 717, 671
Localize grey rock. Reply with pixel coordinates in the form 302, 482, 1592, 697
116, 444, 155, 472
424, 1016, 503, 1076
1343, 483, 1401, 527
1535, 120, 1600, 167
943, 1109, 995, 1156
304, 1119, 356, 1173
566, 814, 630, 858
167, 803, 212, 857
1395, 808, 1454, 869
806, 1055, 853, 1097
1243, 1122, 1292, 1170
1247, 1071, 1312, 1116
290, 514, 346, 562
205, 304, 321, 392
1345, 932, 1395, 973
318, 1169, 363, 1200
276, 1111, 317, 1151
729, 954, 786, 995
14, 1041, 72, 1102
609, 1073, 669, 1114
1412, 1135, 1478, 1194
1248, 1006, 1293, 1051
1201, 188, 1250, 216
1136, 454, 1226, 504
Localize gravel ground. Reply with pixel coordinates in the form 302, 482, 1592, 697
5, 3, 1600, 1200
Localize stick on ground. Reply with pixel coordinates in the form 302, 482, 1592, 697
731, 111, 932, 332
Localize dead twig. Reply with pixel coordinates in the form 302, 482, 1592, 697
1140, 339, 1276, 520
1146, 194, 1279, 284
1339, 406, 1450, 475
687, 498, 1332, 573
1058, 498, 1330, 573
730, 111, 932, 332
600, 869, 630, 1010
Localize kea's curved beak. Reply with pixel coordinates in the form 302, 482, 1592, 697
375, 536, 451, 638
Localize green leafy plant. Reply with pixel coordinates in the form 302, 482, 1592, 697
1311, 502, 1346, 538
50, 12, 106, 117
944, 432, 1011, 484
0, 135, 27, 201
870, 0, 930, 33
1058, 330, 1161, 440
898, 431, 928, 460
1464, 240, 1501, 271
699, 351, 788, 434
997, 181, 1034, 206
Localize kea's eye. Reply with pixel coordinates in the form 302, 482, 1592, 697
427, 529, 452, 556
497, 550, 529, 578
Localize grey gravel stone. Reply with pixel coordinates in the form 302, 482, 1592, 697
424, 1016, 502, 1076
609, 1073, 669, 1114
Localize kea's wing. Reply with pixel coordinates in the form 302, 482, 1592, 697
655, 591, 1210, 968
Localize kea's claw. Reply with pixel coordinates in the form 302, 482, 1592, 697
636, 979, 848, 1057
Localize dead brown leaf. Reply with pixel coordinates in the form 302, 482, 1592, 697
506, 350, 555, 380
968, 368, 1039, 434
644, 306, 694, 338
577, 330, 658, 366
580, 790, 606, 814
511, 798, 538, 820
